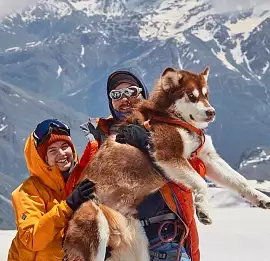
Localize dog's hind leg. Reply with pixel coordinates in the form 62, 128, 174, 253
157, 157, 212, 225
63, 201, 110, 261
100, 206, 150, 261
199, 135, 270, 209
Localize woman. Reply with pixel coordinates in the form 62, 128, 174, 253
8, 119, 95, 261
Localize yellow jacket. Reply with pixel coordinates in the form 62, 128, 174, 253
8, 134, 77, 261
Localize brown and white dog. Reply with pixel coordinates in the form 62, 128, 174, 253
63, 67, 270, 261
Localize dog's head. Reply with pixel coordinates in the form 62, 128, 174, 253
159, 67, 215, 129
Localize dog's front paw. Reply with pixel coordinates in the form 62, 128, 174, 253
196, 209, 212, 225
257, 199, 270, 209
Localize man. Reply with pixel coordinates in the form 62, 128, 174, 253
79, 70, 200, 261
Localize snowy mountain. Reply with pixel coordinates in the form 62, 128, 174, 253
0, 0, 269, 169
237, 146, 270, 181
0, 0, 270, 228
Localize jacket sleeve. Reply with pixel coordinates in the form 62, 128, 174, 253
65, 140, 100, 196
12, 179, 73, 251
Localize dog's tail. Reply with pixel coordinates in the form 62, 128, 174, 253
63, 200, 110, 261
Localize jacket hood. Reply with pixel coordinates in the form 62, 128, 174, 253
106, 69, 149, 119
24, 133, 78, 194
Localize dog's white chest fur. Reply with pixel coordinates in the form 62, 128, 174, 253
176, 127, 201, 158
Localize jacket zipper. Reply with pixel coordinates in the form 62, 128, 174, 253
32, 251, 37, 261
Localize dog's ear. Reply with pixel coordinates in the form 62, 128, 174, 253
161, 67, 182, 91
201, 67, 210, 81
162, 67, 176, 76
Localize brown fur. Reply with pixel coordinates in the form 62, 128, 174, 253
64, 201, 100, 261
64, 67, 211, 261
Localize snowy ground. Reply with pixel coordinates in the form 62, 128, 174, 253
1, 188, 270, 261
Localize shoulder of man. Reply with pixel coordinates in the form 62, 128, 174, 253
80, 116, 115, 142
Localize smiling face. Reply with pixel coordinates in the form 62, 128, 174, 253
46, 141, 74, 171
111, 82, 143, 113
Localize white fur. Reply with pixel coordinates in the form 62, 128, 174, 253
155, 128, 212, 224
198, 135, 270, 208
156, 158, 211, 224
192, 89, 199, 98
107, 217, 150, 261
155, 123, 270, 225
174, 95, 215, 129
177, 128, 200, 158
202, 87, 208, 96
96, 209, 110, 261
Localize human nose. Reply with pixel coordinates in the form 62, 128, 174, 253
58, 148, 66, 156
121, 95, 129, 101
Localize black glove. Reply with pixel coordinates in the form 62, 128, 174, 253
66, 179, 96, 211
115, 124, 150, 154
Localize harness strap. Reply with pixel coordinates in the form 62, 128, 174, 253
149, 250, 167, 259
143, 116, 205, 157
140, 213, 177, 227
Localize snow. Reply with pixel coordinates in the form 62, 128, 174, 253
262, 62, 269, 75
25, 41, 42, 48
5, 47, 21, 52
0, 124, 8, 132
225, 9, 269, 40
70, 0, 104, 16
211, 48, 238, 72
80, 45, 85, 57
198, 207, 270, 261
139, 0, 211, 42
231, 39, 244, 64
56, 65, 62, 79
241, 74, 250, 81
0, 230, 16, 260
38, 100, 45, 104
192, 27, 215, 42
9, 93, 20, 98
239, 148, 270, 168
1, 188, 270, 261
68, 89, 82, 97
0, 194, 12, 205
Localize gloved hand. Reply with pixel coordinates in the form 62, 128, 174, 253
115, 124, 150, 154
66, 179, 96, 211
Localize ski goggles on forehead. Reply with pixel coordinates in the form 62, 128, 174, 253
109, 86, 142, 100
33, 119, 70, 145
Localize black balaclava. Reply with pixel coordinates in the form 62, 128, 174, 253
106, 70, 149, 119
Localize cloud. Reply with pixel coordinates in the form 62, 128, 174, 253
210, 0, 270, 13
0, 0, 41, 18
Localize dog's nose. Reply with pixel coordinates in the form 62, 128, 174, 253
206, 109, 215, 118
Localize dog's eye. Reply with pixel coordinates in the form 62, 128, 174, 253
187, 93, 197, 102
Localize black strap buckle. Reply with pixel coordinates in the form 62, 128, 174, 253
149, 250, 167, 259
140, 218, 150, 227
